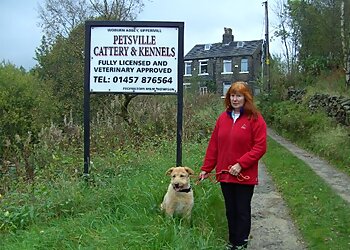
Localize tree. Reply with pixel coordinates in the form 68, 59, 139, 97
273, 0, 348, 79
36, 0, 146, 123
38, 0, 145, 42
272, 0, 299, 75
89, 0, 145, 21
35, 24, 86, 122
38, 0, 91, 43
340, 0, 350, 88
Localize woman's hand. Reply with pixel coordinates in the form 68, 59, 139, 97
199, 171, 209, 181
229, 163, 242, 176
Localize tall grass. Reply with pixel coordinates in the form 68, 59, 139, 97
1, 141, 229, 249
306, 70, 350, 97
0, 93, 223, 193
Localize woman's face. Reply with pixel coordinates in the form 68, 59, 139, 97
230, 92, 245, 111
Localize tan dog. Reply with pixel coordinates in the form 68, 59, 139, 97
160, 166, 195, 219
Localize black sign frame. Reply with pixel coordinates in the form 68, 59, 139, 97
83, 21, 184, 176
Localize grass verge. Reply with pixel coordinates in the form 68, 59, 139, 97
263, 137, 350, 250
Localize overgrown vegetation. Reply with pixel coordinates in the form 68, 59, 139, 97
0, 67, 223, 193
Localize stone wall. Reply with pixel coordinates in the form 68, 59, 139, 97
287, 88, 350, 126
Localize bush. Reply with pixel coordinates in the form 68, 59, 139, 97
0, 64, 37, 147
0, 63, 57, 141
0, 63, 57, 185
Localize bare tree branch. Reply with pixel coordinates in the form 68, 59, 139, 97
39, 0, 145, 42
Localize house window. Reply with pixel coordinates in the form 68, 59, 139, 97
183, 82, 191, 89
240, 58, 249, 73
200, 86, 208, 95
184, 61, 192, 76
222, 60, 233, 74
237, 41, 245, 48
222, 81, 231, 96
199, 60, 209, 75
204, 44, 211, 50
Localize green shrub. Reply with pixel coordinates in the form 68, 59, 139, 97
0, 63, 58, 187
0, 62, 57, 144
0, 64, 37, 148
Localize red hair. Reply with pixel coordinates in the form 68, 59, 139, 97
224, 81, 259, 119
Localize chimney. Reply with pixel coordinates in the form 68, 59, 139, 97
223, 27, 234, 44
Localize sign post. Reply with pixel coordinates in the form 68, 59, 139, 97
84, 21, 184, 175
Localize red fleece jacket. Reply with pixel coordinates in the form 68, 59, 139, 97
201, 110, 267, 185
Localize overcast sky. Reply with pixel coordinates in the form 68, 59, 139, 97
0, 0, 280, 71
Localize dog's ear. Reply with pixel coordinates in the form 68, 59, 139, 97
184, 167, 195, 176
165, 167, 175, 175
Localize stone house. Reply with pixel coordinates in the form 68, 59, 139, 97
183, 27, 264, 96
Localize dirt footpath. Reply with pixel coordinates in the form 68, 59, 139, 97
249, 162, 306, 249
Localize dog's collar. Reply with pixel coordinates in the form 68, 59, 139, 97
177, 186, 192, 193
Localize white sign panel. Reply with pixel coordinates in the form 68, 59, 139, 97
89, 26, 179, 93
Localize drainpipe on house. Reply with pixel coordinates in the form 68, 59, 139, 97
212, 59, 216, 93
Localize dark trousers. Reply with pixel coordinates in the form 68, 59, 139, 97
220, 182, 255, 248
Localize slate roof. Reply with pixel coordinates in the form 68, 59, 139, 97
184, 39, 263, 60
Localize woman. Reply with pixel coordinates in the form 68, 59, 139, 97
199, 81, 267, 250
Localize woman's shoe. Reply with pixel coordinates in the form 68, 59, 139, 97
225, 243, 234, 250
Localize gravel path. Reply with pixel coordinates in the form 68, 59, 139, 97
249, 162, 306, 249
